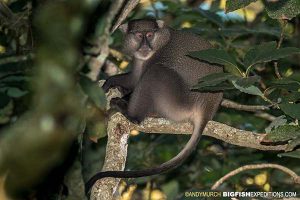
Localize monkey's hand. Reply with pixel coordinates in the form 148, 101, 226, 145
102, 77, 116, 92
102, 73, 133, 94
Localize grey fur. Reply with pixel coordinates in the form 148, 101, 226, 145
86, 19, 223, 193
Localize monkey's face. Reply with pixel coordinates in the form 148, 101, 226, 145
120, 19, 170, 61
129, 30, 156, 60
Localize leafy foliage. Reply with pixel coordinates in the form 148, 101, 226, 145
264, 125, 300, 142
243, 42, 300, 68
79, 74, 106, 109
265, 0, 300, 20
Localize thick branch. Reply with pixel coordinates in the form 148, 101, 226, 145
90, 120, 130, 200
90, 112, 287, 199
113, 113, 287, 151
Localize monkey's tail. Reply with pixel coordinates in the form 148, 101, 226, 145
85, 117, 208, 194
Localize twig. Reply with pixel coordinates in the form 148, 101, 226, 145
111, 0, 140, 33
221, 99, 269, 112
221, 99, 276, 121
254, 112, 276, 121
274, 20, 287, 79
242, 8, 248, 25
211, 163, 300, 190
0, 2, 14, 20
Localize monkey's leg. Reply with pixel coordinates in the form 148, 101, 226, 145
126, 86, 152, 124
126, 67, 192, 124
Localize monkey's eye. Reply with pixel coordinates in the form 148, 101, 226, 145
135, 32, 143, 39
146, 32, 154, 38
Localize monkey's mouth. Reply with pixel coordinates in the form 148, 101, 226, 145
135, 49, 153, 60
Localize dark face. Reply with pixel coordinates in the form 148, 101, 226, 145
121, 19, 169, 61
130, 29, 155, 60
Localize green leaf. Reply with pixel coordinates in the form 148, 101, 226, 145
218, 26, 281, 38
225, 0, 258, 13
189, 49, 239, 74
278, 149, 300, 159
244, 42, 300, 68
232, 80, 263, 96
193, 72, 238, 91
286, 136, 300, 152
198, 9, 223, 27
265, 0, 300, 20
161, 181, 179, 200
265, 125, 300, 142
0, 75, 30, 83
280, 103, 300, 119
196, 72, 238, 86
79, 75, 106, 109
86, 120, 107, 140
224, 64, 243, 77
265, 115, 287, 133
282, 92, 300, 102
236, 76, 261, 86
271, 78, 300, 92
6, 87, 28, 98
171, 11, 203, 27
194, 83, 235, 92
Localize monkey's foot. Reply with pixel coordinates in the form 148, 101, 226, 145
110, 97, 128, 113
126, 116, 143, 125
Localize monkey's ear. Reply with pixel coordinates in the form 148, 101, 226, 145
156, 20, 164, 28
119, 23, 128, 33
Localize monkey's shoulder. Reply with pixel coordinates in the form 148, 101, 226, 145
169, 29, 213, 50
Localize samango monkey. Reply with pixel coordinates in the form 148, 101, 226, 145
86, 19, 223, 192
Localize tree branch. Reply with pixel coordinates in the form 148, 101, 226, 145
90, 84, 287, 199
112, 113, 287, 151
211, 163, 300, 190
221, 99, 270, 112
86, 0, 125, 81
90, 121, 130, 200
90, 112, 288, 199
274, 19, 287, 79
221, 99, 276, 121
111, 0, 140, 33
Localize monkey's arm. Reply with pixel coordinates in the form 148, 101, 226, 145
102, 73, 135, 94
